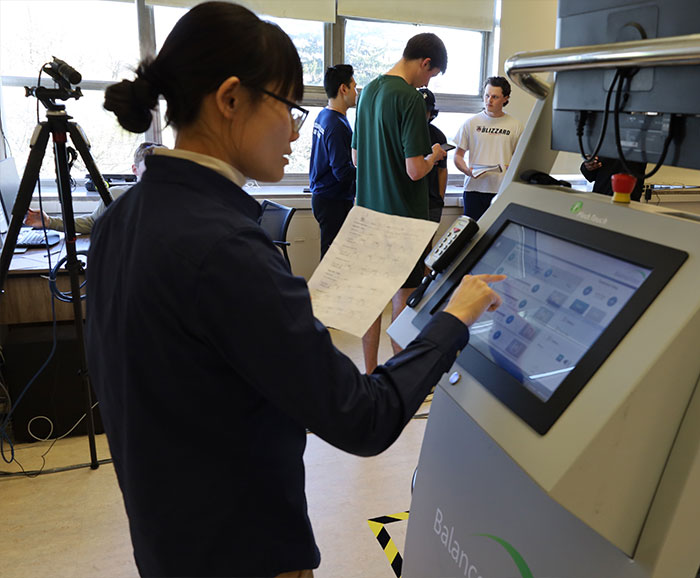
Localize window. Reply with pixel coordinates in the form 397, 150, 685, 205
288, 106, 323, 175
153, 9, 324, 178
0, 1, 142, 179
432, 111, 478, 182
154, 6, 188, 51
1, 3, 491, 186
345, 20, 485, 95
0, 1, 138, 80
433, 112, 476, 144
157, 104, 323, 177
344, 20, 488, 185
264, 16, 324, 88
1, 86, 142, 178
154, 9, 325, 88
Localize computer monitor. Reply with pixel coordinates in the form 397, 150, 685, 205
0, 157, 21, 234
552, 0, 700, 170
413, 203, 687, 434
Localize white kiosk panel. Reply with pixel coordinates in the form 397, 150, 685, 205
391, 186, 700, 561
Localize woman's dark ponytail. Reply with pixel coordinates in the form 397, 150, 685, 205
104, 61, 160, 134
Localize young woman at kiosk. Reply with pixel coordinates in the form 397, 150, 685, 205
86, 2, 505, 576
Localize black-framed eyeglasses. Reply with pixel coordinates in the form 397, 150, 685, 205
260, 88, 309, 133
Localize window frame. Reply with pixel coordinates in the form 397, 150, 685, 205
333, 16, 492, 187
0, 3, 494, 191
338, 16, 491, 113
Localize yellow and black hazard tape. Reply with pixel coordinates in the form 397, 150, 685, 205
367, 510, 410, 578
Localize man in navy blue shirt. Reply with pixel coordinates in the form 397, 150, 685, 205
309, 64, 357, 257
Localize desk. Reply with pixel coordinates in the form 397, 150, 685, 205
0, 236, 89, 325
0, 236, 98, 443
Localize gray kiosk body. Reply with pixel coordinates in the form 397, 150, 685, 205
389, 185, 700, 577
390, 3, 700, 572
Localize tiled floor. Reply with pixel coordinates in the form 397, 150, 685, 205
0, 314, 430, 578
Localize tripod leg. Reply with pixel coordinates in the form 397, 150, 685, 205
0, 123, 51, 297
47, 113, 100, 469
68, 123, 113, 207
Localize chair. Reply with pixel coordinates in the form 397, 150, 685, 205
258, 199, 296, 267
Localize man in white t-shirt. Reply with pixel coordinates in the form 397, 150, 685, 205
454, 76, 523, 220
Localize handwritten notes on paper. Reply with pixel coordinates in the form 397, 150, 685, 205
308, 206, 438, 338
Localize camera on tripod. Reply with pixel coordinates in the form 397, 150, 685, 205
24, 56, 83, 108
0, 56, 109, 467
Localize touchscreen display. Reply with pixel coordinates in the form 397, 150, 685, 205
465, 223, 651, 402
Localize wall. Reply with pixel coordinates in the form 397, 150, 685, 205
498, 0, 558, 133
497, 0, 700, 186
0, 79, 6, 160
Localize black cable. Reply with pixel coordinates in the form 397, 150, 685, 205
9, 436, 60, 478
32, 64, 56, 259
0, 397, 102, 478
33, 62, 61, 253
1, 157, 60, 463
577, 70, 621, 161
67, 146, 78, 192
0, 298, 58, 464
0, 62, 93, 473
49, 251, 88, 302
0, 375, 11, 439
613, 68, 676, 180
35, 66, 45, 125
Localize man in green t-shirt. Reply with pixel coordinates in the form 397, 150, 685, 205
352, 33, 448, 373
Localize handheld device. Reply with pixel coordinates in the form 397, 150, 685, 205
407, 215, 478, 308
424, 216, 478, 273
440, 142, 456, 152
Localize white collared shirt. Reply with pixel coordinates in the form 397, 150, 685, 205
153, 148, 248, 188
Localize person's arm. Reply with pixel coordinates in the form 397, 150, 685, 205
443, 274, 504, 326
75, 185, 126, 233
351, 148, 357, 166
25, 194, 113, 234
327, 127, 356, 187
196, 230, 504, 457
24, 208, 65, 232
405, 143, 446, 181
70, 200, 108, 234
25, 208, 52, 228
432, 126, 448, 199
454, 147, 473, 178
437, 166, 448, 199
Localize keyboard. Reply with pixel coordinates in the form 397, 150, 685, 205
16, 229, 62, 247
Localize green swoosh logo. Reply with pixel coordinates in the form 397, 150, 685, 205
477, 534, 534, 578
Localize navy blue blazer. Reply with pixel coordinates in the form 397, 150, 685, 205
86, 155, 469, 577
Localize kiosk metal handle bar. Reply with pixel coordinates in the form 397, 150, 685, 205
504, 33, 700, 99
